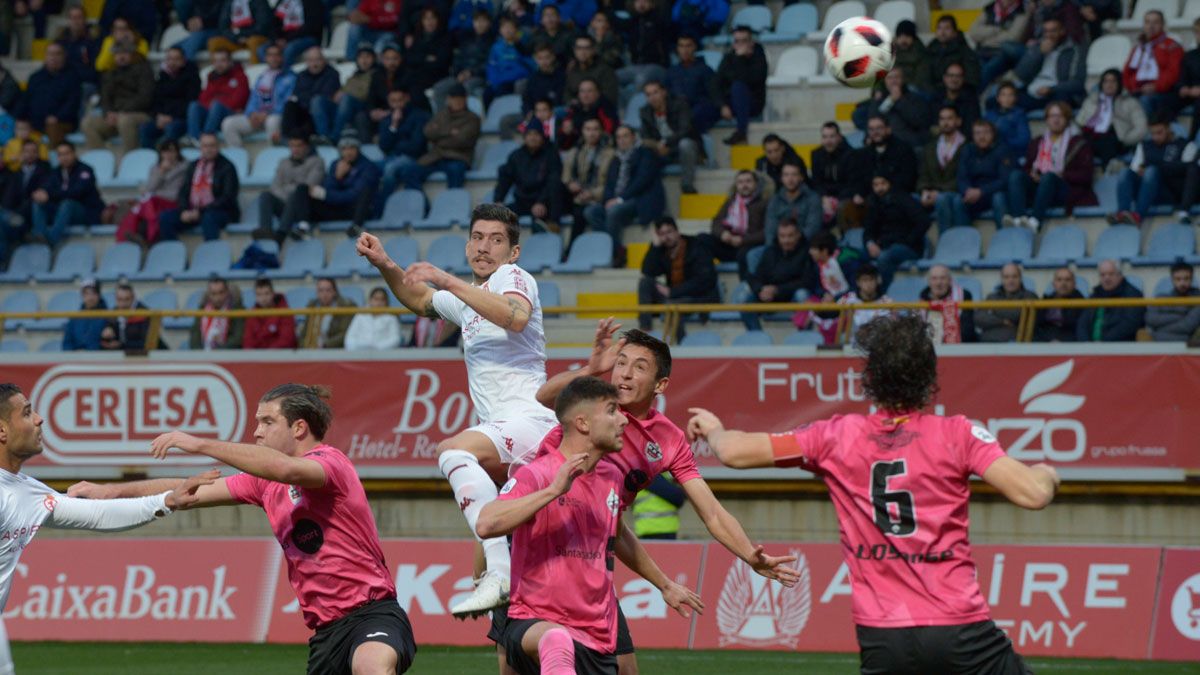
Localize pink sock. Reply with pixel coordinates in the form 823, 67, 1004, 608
537, 628, 576, 675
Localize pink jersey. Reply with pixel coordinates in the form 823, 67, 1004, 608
770, 412, 1005, 629
500, 448, 624, 652
537, 408, 702, 509
225, 445, 396, 629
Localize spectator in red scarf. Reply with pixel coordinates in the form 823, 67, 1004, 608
1002, 100, 1094, 232
243, 278, 297, 349
189, 276, 245, 350
1122, 9, 1184, 117
920, 264, 977, 343
158, 133, 241, 241
115, 139, 188, 247
701, 170, 766, 280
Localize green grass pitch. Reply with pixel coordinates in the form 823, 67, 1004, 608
11, 643, 1197, 674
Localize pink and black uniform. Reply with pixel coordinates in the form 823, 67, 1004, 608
225, 445, 416, 675
770, 412, 1032, 675
495, 448, 625, 675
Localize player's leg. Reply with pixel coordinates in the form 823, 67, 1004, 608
0, 617, 14, 675
518, 621, 576, 675
350, 643, 398, 675
856, 624, 919, 675
614, 605, 638, 675
346, 601, 418, 675
936, 620, 1033, 675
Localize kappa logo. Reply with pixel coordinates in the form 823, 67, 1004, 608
1169, 572, 1200, 640
644, 442, 662, 462
717, 551, 811, 648
504, 437, 515, 453
458, 497, 475, 512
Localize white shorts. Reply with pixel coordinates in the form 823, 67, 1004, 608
470, 415, 558, 470
0, 617, 13, 675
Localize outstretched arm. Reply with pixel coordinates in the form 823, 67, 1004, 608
46, 470, 222, 529
70, 475, 239, 509
686, 408, 775, 469
982, 457, 1059, 510
151, 432, 327, 489
356, 232, 438, 317
476, 455, 587, 538
537, 318, 624, 409
614, 519, 704, 618
405, 262, 532, 332
681, 478, 800, 586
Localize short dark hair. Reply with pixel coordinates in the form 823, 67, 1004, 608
575, 34, 595, 47
255, 277, 275, 290
499, 14, 518, 28
260, 384, 334, 440
857, 314, 939, 413
1170, 261, 1194, 276
533, 97, 554, 109
1151, 110, 1175, 127
939, 105, 960, 118
732, 25, 753, 36
541, 3, 559, 15
676, 33, 697, 46
642, 79, 665, 91
116, 282, 134, 294
936, 14, 958, 30
821, 121, 842, 134
533, 43, 554, 55
810, 231, 837, 254
1146, 9, 1165, 21
316, 277, 339, 295
761, 133, 786, 147
369, 286, 390, 302
855, 262, 880, 280
57, 140, 75, 152
0, 383, 23, 422
621, 328, 672, 379
470, 203, 520, 247
867, 114, 889, 128
212, 47, 232, 58
997, 81, 1019, 96
554, 376, 618, 424
654, 216, 678, 231
781, 160, 804, 175
167, 46, 186, 59
21, 139, 38, 150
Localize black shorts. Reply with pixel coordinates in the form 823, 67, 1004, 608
856, 620, 1034, 675
499, 616, 617, 675
307, 598, 417, 675
488, 604, 635, 656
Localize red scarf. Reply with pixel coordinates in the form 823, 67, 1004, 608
927, 284, 965, 343
189, 159, 214, 209
723, 194, 750, 235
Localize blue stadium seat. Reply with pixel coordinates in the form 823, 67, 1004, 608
267, 239, 326, 279
1125, 274, 1145, 293
1089, 174, 1120, 216
426, 235, 469, 274
133, 241, 187, 281
539, 280, 561, 315
0, 338, 27, 352
625, 93, 647, 130
732, 330, 774, 346
918, 227, 980, 269
1133, 223, 1198, 265
680, 330, 722, 347
178, 240, 233, 280
551, 232, 612, 273
38, 242, 94, 282
221, 147, 250, 181
360, 144, 384, 162
29, 290, 77, 331
697, 50, 722, 70
385, 236, 420, 269
414, 189, 470, 229
466, 141, 518, 181
80, 149, 116, 187
482, 94, 522, 134
761, 4, 818, 42
712, 5, 773, 44
240, 287, 256, 311
977, 227, 1034, 269
521, 233, 563, 273
142, 287, 178, 311
1080, 225, 1140, 265
0, 243, 51, 282
325, 238, 373, 277
95, 241, 142, 281
784, 330, 825, 346
745, 245, 766, 275
2, 290, 38, 329
340, 284, 366, 307
316, 146, 338, 166
886, 276, 925, 302
842, 227, 865, 252
1029, 224, 1086, 268
110, 149, 159, 188
370, 189, 426, 230
286, 286, 316, 311
244, 146, 290, 187
959, 275, 983, 301
38, 339, 62, 352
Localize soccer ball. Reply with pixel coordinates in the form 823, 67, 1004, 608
823, 17, 895, 88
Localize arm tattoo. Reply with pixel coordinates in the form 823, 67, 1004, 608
502, 297, 531, 329
422, 298, 438, 318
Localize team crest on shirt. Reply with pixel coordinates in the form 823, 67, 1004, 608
971, 425, 998, 444
499, 478, 517, 495
41, 495, 57, 512
644, 442, 662, 462
717, 550, 811, 648
605, 488, 620, 519
288, 485, 302, 505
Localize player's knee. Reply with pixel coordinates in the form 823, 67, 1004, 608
617, 653, 640, 675
350, 642, 398, 675
437, 447, 478, 477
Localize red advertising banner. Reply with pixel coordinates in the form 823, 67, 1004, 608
1150, 548, 1200, 662
2, 353, 1197, 477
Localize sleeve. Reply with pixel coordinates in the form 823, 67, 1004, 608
489, 264, 538, 307
303, 448, 350, 494
768, 419, 834, 470
959, 418, 1006, 478
431, 289, 467, 325
224, 472, 269, 506
666, 435, 702, 484
44, 492, 171, 531
496, 464, 547, 502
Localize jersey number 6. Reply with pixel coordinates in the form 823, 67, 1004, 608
870, 460, 917, 537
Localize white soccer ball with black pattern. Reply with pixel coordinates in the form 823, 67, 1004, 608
823, 17, 895, 88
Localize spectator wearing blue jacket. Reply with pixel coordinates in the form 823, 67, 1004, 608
449, 0, 493, 40
220, 43, 296, 147
279, 135, 381, 240
941, 119, 1013, 230
62, 278, 109, 351
672, 0, 729, 39
30, 142, 104, 247
20, 44, 82, 146
665, 34, 720, 134
536, 0, 597, 30
486, 16, 534, 105
282, 46, 342, 142
375, 86, 432, 214
984, 82, 1031, 162
584, 125, 666, 266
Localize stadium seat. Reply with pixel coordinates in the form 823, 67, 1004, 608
467, 96, 485, 119
520, 232, 563, 273
761, 4, 818, 42
221, 147, 249, 181
466, 141, 518, 181
132, 240, 187, 281
697, 50, 723, 71
540, 280, 561, 315
624, 92, 647, 129
95, 241, 142, 281
482, 94, 521, 134
918, 227, 980, 269
1132, 223, 1198, 265
711, 6, 772, 46
80, 149, 116, 187
842, 227, 865, 252
1153, 274, 1199, 295
324, 22, 350, 60
0, 243, 51, 281
1080, 225, 1140, 265
732, 330, 774, 346
285, 286, 316, 311
245, 146, 290, 187
325, 238, 373, 277
783, 330, 825, 346
552, 232, 612, 273
142, 287, 178, 312
2, 290, 38, 329
872, 0, 915, 30
1029, 224, 1087, 268
29, 290, 76, 331
1170, 0, 1200, 26
360, 144, 384, 163
680, 331, 722, 347
959, 276, 983, 301
1117, 0, 1177, 30
334, 61, 357, 83
371, 189, 427, 229
341, 284, 366, 307
978, 227, 1034, 269
426, 235, 470, 274
886, 276, 925, 302
38, 339, 62, 352
1126, 274, 1145, 293
317, 145, 338, 165
178, 240, 233, 280
413, 189, 471, 229
268, 239, 326, 279
767, 46, 819, 86
0, 339, 28, 352
810, 1, 866, 41
385, 236, 420, 269
38, 242, 94, 282
243, 63, 268, 86
1086, 35, 1133, 75
156, 23, 189, 55
745, 245, 766, 275
165, 289, 203, 329
111, 149, 159, 188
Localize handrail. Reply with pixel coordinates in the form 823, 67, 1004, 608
3, 297, 1200, 346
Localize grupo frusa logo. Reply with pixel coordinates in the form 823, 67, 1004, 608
973, 360, 1088, 463
30, 363, 247, 465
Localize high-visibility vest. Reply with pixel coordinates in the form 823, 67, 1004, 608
632, 481, 680, 537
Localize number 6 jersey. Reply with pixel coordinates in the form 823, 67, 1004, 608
769, 412, 1006, 629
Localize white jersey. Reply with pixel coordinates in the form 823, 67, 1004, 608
431, 263, 552, 423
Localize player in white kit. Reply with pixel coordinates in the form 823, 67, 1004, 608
357, 203, 557, 617
0, 383, 214, 673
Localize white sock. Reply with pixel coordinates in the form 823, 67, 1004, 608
438, 450, 511, 579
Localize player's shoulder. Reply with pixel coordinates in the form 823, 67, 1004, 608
641, 409, 687, 444
494, 263, 538, 291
